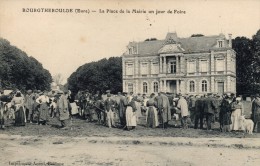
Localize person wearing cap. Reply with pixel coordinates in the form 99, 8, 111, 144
203, 93, 218, 130
24, 90, 34, 123
36, 91, 50, 125
194, 95, 204, 129
252, 94, 260, 132
230, 96, 244, 131
154, 92, 171, 129
94, 93, 104, 125
188, 95, 196, 124
104, 93, 116, 128
118, 92, 127, 127
57, 91, 70, 129
177, 94, 189, 129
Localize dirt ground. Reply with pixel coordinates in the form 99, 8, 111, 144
1, 135, 260, 166
1, 116, 260, 166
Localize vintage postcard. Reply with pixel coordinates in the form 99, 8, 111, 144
0, 0, 260, 165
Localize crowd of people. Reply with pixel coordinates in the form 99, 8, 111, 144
0, 89, 260, 134
0, 90, 71, 129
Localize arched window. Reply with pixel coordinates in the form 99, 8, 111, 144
154, 82, 159, 93
143, 82, 148, 93
202, 80, 207, 92
190, 81, 195, 92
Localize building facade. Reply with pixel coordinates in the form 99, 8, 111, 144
122, 33, 236, 95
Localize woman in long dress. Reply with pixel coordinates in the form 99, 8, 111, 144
230, 97, 243, 131
36, 91, 50, 125
146, 93, 159, 128
125, 95, 137, 131
11, 91, 26, 126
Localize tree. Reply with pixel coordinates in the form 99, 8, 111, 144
191, 34, 204, 37
233, 29, 260, 95
0, 38, 52, 92
67, 57, 122, 94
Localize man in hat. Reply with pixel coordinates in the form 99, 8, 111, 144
194, 95, 204, 129
177, 94, 189, 129
104, 93, 116, 128
203, 93, 218, 130
24, 90, 34, 123
252, 93, 260, 132
118, 92, 127, 127
57, 91, 70, 129
155, 92, 171, 129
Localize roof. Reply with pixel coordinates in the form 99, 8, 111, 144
178, 35, 219, 53
137, 40, 165, 55
125, 33, 229, 55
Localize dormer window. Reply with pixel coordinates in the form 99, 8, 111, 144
128, 48, 132, 54
128, 46, 138, 54
218, 41, 223, 48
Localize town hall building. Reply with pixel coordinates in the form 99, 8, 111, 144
122, 32, 236, 95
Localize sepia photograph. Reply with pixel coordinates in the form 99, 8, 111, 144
0, 0, 260, 165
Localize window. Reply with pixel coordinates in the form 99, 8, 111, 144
151, 62, 159, 74
132, 47, 137, 54
168, 60, 176, 73
230, 58, 235, 72
141, 62, 148, 75
199, 60, 208, 73
126, 63, 134, 75
143, 82, 148, 93
202, 80, 207, 92
187, 60, 196, 73
216, 59, 224, 71
190, 81, 195, 92
153, 82, 159, 93
218, 41, 223, 48
128, 83, 133, 93
128, 47, 132, 54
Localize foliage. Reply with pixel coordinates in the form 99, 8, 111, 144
233, 29, 260, 95
0, 38, 52, 92
191, 34, 204, 37
67, 57, 122, 94
145, 38, 158, 41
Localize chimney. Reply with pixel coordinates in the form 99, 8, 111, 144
228, 34, 232, 48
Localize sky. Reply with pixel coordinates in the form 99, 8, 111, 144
0, 0, 259, 84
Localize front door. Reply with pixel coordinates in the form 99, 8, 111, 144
169, 80, 176, 93
217, 82, 224, 95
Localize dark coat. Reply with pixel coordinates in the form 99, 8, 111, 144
155, 94, 171, 122
252, 98, 260, 123
219, 99, 232, 125
203, 97, 217, 114
104, 98, 116, 112
118, 96, 127, 118
195, 98, 204, 115
58, 95, 69, 121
